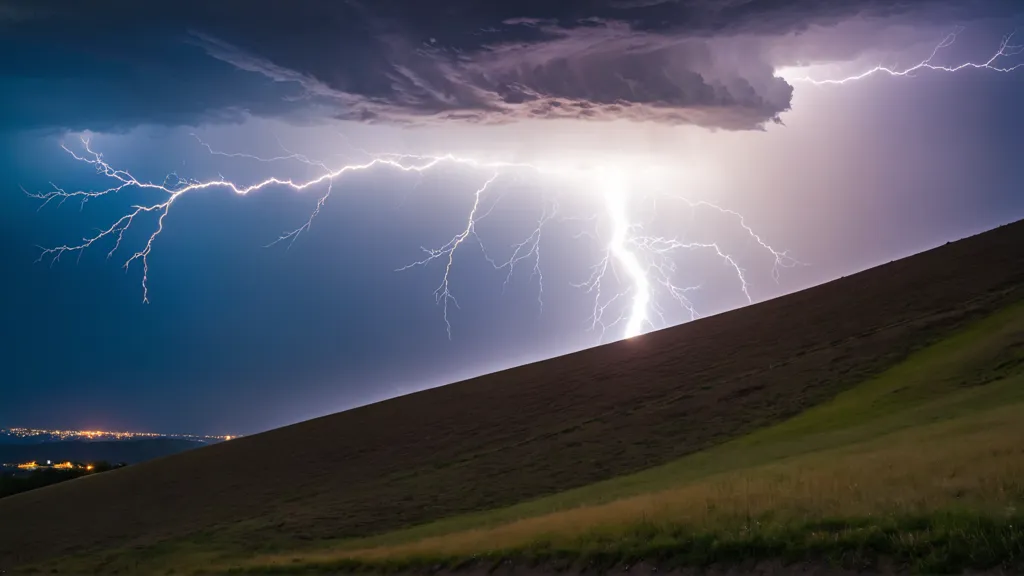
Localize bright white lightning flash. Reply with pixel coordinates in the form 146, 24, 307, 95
600, 169, 649, 339
783, 28, 1024, 85
28, 135, 796, 341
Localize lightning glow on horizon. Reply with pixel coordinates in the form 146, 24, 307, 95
783, 27, 1024, 85
27, 135, 797, 342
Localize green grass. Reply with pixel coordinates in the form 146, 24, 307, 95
227, 302, 1024, 574
238, 513, 1024, 575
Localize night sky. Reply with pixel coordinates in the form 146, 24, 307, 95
2, 0, 1023, 436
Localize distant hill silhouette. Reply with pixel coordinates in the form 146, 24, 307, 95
0, 438, 207, 465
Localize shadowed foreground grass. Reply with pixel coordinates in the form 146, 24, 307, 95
231, 304, 1024, 574
245, 514, 1024, 575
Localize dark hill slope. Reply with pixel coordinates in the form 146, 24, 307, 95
3, 221, 1024, 567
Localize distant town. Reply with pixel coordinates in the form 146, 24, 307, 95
1, 458, 129, 500
1, 427, 241, 499
2, 460, 98, 472
1, 427, 238, 443
1, 426, 239, 472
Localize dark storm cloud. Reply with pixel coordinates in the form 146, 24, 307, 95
0, 0, 1018, 132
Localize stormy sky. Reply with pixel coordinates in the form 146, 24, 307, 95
2, 0, 1023, 435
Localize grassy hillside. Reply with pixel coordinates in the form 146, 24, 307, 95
3, 220, 1024, 573
234, 301, 1023, 574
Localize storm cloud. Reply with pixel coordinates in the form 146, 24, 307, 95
0, 0, 1019, 132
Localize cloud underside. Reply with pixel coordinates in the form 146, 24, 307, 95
340, 100, 788, 131
0, 0, 1015, 132
195, 24, 793, 130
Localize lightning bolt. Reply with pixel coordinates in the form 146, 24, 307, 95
28, 135, 795, 341
396, 172, 501, 339
602, 169, 650, 339
784, 28, 1024, 85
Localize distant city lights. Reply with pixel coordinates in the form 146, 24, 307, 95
1, 427, 237, 442
11, 460, 101, 472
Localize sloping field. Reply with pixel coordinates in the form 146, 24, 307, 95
243, 300, 1024, 574
3, 220, 1024, 572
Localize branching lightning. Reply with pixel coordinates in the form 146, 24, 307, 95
395, 172, 501, 339
29, 134, 796, 342
786, 27, 1024, 85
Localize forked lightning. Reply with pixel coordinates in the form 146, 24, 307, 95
29, 137, 796, 341
787, 27, 1024, 85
